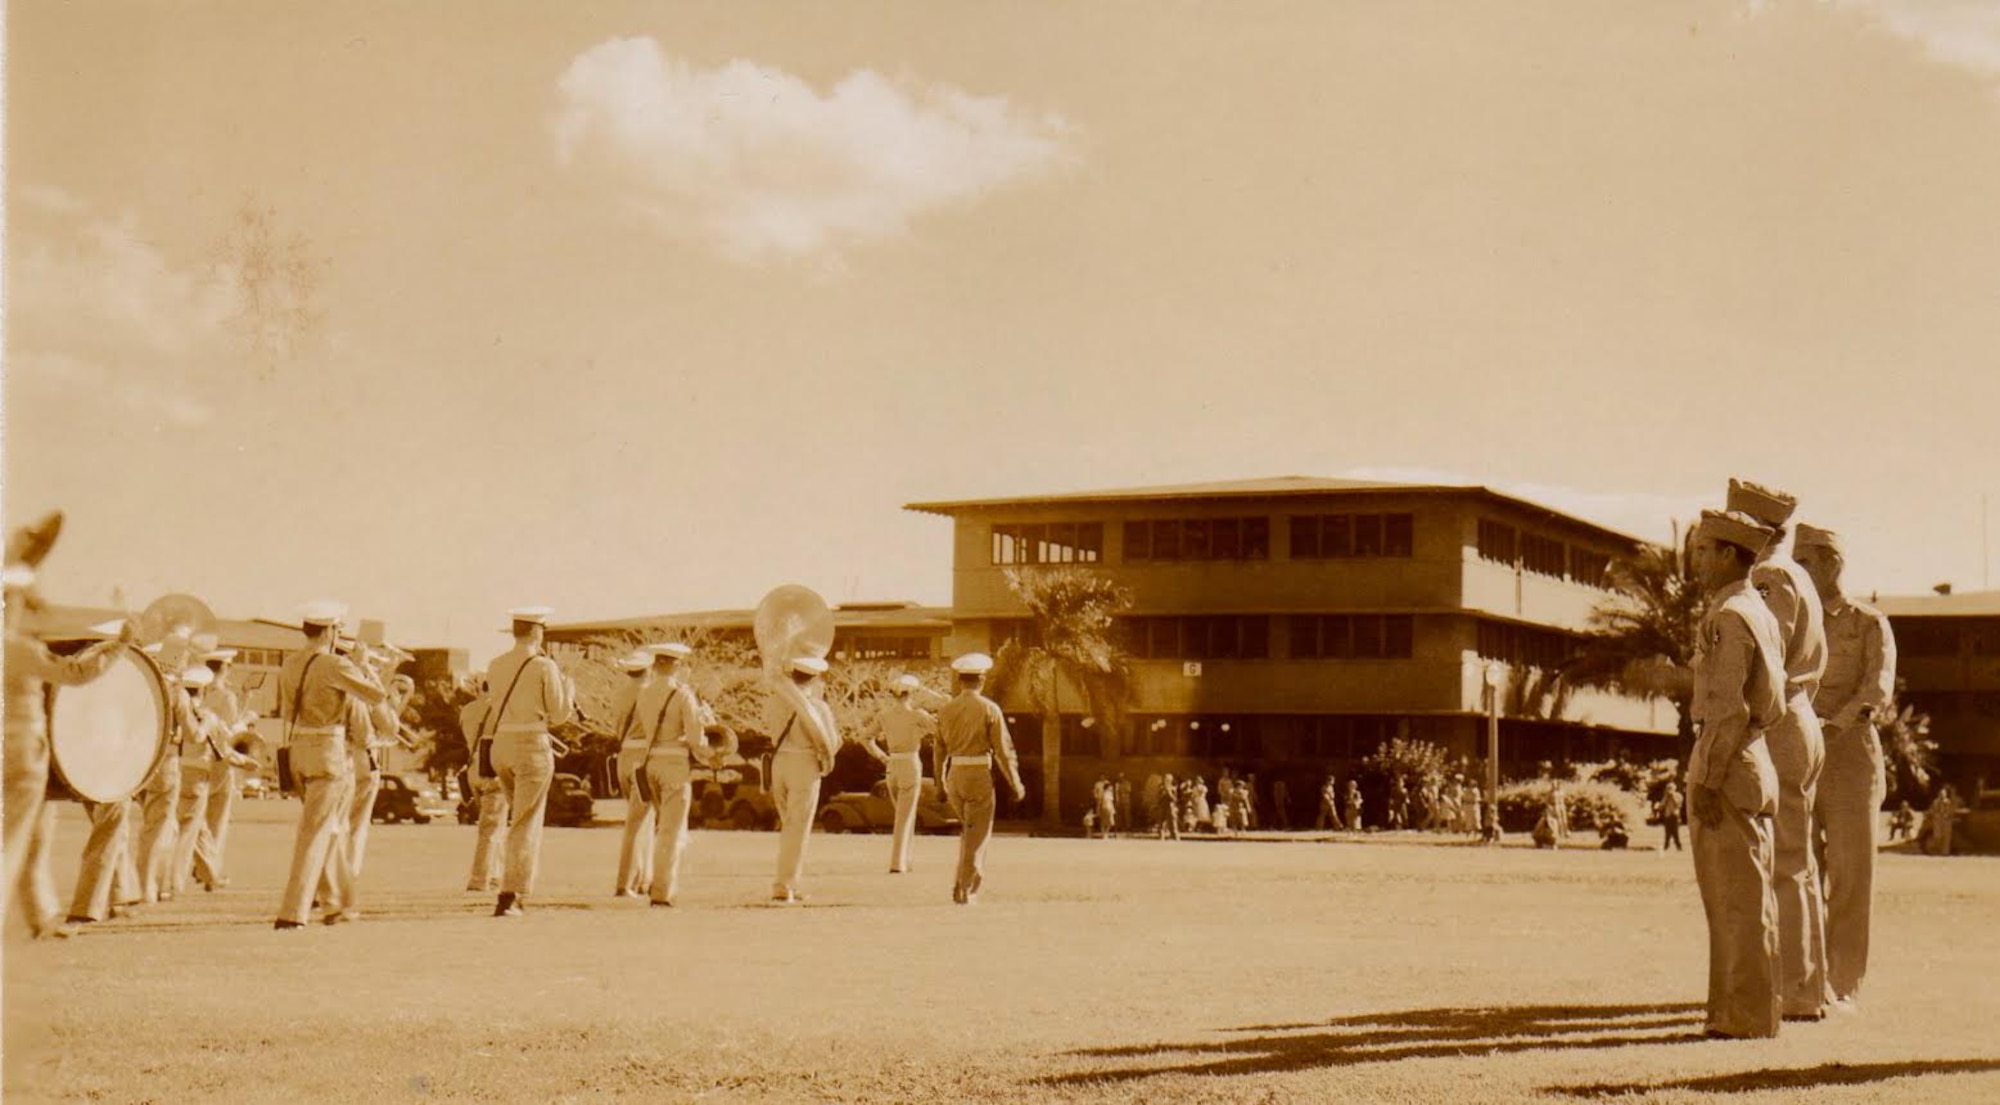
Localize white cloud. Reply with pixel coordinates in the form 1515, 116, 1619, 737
7, 188, 237, 426
552, 37, 1077, 266
1338, 465, 1709, 544
1839, 0, 2000, 77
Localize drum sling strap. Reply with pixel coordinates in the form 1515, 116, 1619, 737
277, 654, 324, 795
633, 687, 682, 805
477, 655, 542, 779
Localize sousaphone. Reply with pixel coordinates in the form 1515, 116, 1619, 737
136, 593, 220, 677
751, 584, 835, 677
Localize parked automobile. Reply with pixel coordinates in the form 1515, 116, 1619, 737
454, 772, 598, 827
372, 773, 454, 824
690, 760, 778, 831
240, 776, 272, 800
816, 778, 960, 835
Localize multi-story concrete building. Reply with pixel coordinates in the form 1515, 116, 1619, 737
543, 602, 952, 666
1875, 589, 2000, 791
905, 476, 1676, 820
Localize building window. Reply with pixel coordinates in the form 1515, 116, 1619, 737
1476, 619, 1582, 669
1290, 513, 1414, 559
1120, 616, 1270, 660
1521, 533, 1566, 579
990, 522, 1103, 566
1569, 548, 1611, 589
1477, 519, 1518, 565
842, 636, 934, 661
1896, 621, 1960, 657
990, 619, 1042, 650
1289, 615, 1414, 660
1117, 517, 1270, 562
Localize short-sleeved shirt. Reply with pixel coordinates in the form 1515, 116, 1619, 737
1814, 596, 1896, 732
482, 646, 572, 734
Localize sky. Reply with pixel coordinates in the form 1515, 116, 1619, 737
6, 0, 2000, 667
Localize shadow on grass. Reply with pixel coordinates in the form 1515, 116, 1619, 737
1548, 1058, 2000, 1097
1043, 1002, 1704, 1086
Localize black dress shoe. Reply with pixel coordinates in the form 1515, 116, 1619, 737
493, 892, 523, 917
273, 920, 306, 931
64, 915, 97, 926
649, 899, 674, 909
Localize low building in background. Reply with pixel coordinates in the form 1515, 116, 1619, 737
1876, 589, 2000, 793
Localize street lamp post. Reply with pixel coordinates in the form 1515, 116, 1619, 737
1483, 662, 1504, 839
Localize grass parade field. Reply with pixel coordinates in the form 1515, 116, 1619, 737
5, 800, 1997, 1104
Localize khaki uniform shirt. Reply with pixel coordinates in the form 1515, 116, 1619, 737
278, 646, 385, 730
482, 646, 572, 734
936, 690, 1022, 790
1814, 596, 1896, 732
1751, 554, 1828, 694
635, 676, 702, 756
1689, 578, 1787, 793
609, 674, 649, 748
871, 702, 937, 756
3, 633, 123, 749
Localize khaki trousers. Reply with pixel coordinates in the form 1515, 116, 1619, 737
466, 777, 508, 891
886, 756, 921, 873
321, 755, 380, 902
136, 756, 182, 902
169, 762, 217, 896
615, 746, 654, 894
277, 732, 354, 925
1694, 801, 1781, 1038
1817, 721, 1886, 1002
946, 763, 997, 902
769, 749, 822, 898
4, 735, 62, 934
1766, 693, 1828, 1016
493, 731, 554, 897
70, 798, 134, 921
202, 759, 239, 883
646, 754, 693, 904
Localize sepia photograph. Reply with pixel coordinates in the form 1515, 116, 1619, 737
4, 2, 1999, 1101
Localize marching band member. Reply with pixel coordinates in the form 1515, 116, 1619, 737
935, 653, 1026, 905
274, 602, 386, 930
609, 651, 654, 898
135, 657, 188, 904
459, 679, 506, 892
168, 667, 257, 897
4, 560, 128, 938
482, 607, 574, 918
195, 648, 255, 890
764, 655, 840, 904
635, 642, 705, 907
860, 674, 939, 874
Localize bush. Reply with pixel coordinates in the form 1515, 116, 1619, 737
1572, 759, 1681, 805
1495, 779, 1647, 835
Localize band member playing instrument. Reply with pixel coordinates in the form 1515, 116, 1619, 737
5, 561, 129, 939
636, 642, 706, 907
609, 652, 654, 898
195, 648, 255, 890
764, 655, 840, 904
459, 680, 506, 892
483, 607, 575, 918
274, 601, 386, 930
168, 666, 257, 898
859, 674, 939, 874
135, 657, 188, 904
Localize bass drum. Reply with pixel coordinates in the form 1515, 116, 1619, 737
49, 647, 171, 804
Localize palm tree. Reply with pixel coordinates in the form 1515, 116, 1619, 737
1881, 680, 1939, 806
1562, 526, 1705, 760
988, 566, 1135, 827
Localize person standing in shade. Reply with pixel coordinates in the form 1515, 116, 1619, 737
1794, 522, 1895, 1007
1658, 781, 1685, 853
482, 606, 574, 918
860, 673, 938, 874
5, 560, 128, 938
1271, 777, 1292, 831
764, 655, 840, 903
935, 653, 1025, 904
1343, 778, 1363, 832
1686, 510, 1788, 1039
607, 651, 653, 897
1155, 773, 1181, 840
1726, 479, 1831, 1021
635, 642, 706, 906
274, 601, 386, 930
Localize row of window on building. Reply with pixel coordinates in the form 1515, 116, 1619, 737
1004, 712, 1624, 765
990, 515, 1617, 588
992, 614, 1585, 667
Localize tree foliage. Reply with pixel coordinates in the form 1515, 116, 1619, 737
988, 566, 1134, 824
1564, 529, 1705, 753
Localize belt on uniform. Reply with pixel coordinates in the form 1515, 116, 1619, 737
292, 726, 345, 737
887, 750, 921, 762
645, 745, 690, 760
619, 739, 652, 753
496, 722, 551, 733
950, 755, 992, 768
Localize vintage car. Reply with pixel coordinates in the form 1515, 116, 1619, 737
816, 778, 960, 835
455, 772, 598, 827
690, 760, 778, 831
372, 773, 453, 824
